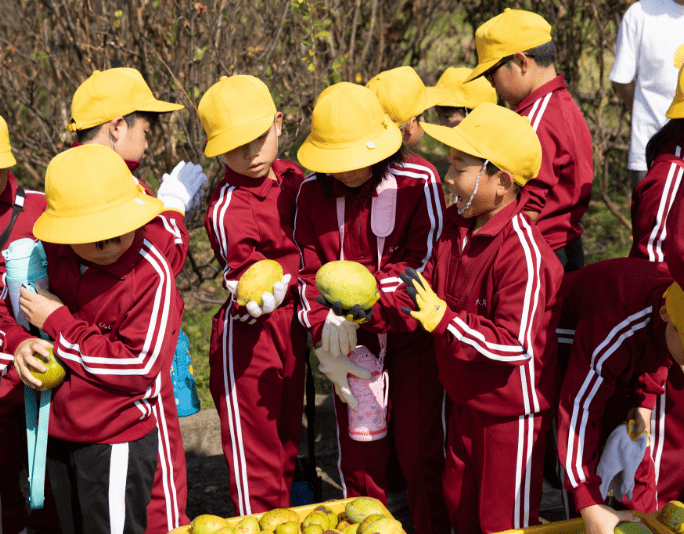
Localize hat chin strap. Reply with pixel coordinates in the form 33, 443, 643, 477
458, 159, 488, 215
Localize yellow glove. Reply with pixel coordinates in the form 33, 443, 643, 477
398, 268, 447, 333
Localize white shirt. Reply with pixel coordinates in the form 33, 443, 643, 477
609, 0, 684, 171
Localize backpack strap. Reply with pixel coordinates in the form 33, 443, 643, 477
0, 187, 26, 250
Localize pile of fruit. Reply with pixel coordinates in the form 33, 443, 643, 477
175, 497, 405, 534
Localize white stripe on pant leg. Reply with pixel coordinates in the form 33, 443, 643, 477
223, 313, 246, 516
514, 415, 524, 529
332, 401, 348, 498
109, 442, 129, 534
153, 401, 177, 530
524, 414, 534, 527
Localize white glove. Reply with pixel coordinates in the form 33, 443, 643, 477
157, 161, 207, 215
315, 346, 371, 410
225, 274, 291, 319
322, 309, 359, 358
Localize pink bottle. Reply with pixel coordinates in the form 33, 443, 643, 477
347, 343, 389, 442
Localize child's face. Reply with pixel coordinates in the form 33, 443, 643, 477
70, 231, 136, 266
221, 114, 282, 179
113, 117, 151, 162
445, 148, 501, 218
331, 166, 372, 189
486, 56, 529, 108
0, 168, 7, 196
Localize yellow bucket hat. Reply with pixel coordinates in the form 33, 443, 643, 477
34, 145, 164, 244
67, 68, 184, 132
667, 64, 684, 119
199, 75, 277, 158
465, 9, 552, 83
0, 115, 17, 169
434, 67, 497, 109
298, 82, 402, 174
421, 102, 541, 186
666, 282, 684, 353
365, 66, 452, 127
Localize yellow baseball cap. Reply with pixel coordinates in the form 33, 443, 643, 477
421, 102, 541, 186
0, 115, 17, 169
199, 75, 277, 157
34, 145, 163, 244
67, 68, 184, 132
666, 282, 684, 353
434, 67, 497, 109
667, 64, 684, 119
465, 9, 552, 83
365, 66, 452, 127
298, 82, 402, 174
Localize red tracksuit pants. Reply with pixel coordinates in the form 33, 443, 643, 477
0, 369, 61, 534
145, 376, 189, 533
209, 302, 307, 516
443, 404, 553, 534
333, 330, 450, 534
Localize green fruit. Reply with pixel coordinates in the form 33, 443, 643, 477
190, 515, 230, 534
259, 509, 300, 531
336, 521, 352, 532
235, 516, 261, 534
303, 510, 329, 531
236, 260, 283, 306
314, 505, 338, 530
302, 525, 324, 534
30, 348, 66, 391
342, 524, 359, 534
275, 522, 299, 534
358, 518, 404, 534
614, 523, 652, 534
345, 498, 389, 524
358, 515, 384, 534
215, 528, 235, 534
315, 261, 380, 310
659, 501, 684, 533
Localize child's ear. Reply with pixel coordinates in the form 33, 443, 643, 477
496, 170, 515, 196
515, 52, 531, 75
275, 111, 284, 137
660, 304, 671, 323
108, 116, 126, 141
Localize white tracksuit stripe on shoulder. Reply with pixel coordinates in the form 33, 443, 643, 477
647, 162, 682, 262
292, 175, 323, 329
212, 184, 236, 284
564, 307, 653, 487
529, 93, 552, 132
55, 241, 171, 375
158, 214, 183, 245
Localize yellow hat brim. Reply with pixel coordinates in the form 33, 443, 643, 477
420, 122, 486, 161
205, 114, 274, 158
0, 150, 16, 168
297, 123, 402, 174
424, 87, 453, 110
67, 98, 184, 132
464, 58, 502, 83
667, 101, 684, 119
137, 99, 185, 114
33, 192, 164, 245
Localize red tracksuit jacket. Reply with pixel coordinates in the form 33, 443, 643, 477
0, 172, 46, 377
406, 190, 564, 416
630, 141, 684, 262
294, 153, 445, 343
0, 221, 185, 445
516, 75, 594, 251
556, 258, 672, 510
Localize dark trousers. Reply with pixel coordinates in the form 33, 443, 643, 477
554, 237, 585, 273
46, 428, 158, 534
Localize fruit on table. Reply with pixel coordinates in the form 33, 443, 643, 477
303, 525, 324, 534
30, 348, 67, 391
275, 523, 299, 534
341, 524, 359, 534
259, 509, 300, 531
345, 498, 390, 524
659, 501, 684, 533
190, 514, 230, 534
236, 260, 283, 306
235, 516, 260, 534
215, 529, 235, 534
314, 505, 338, 530
303, 510, 330, 530
358, 518, 404, 534
574, 522, 652, 534
358, 514, 384, 534
315, 261, 380, 310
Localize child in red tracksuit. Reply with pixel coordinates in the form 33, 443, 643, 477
67, 67, 206, 533
295, 82, 450, 534
199, 75, 308, 515
466, 9, 593, 272
555, 258, 684, 534
628, 64, 684, 510
2, 144, 182, 534
0, 115, 60, 534
395, 103, 564, 533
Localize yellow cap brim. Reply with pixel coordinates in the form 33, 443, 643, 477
33, 191, 164, 245
667, 101, 684, 119
424, 87, 453, 110
464, 58, 501, 83
0, 150, 16, 168
137, 99, 185, 114
67, 99, 184, 132
297, 123, 402, 174
420, 122, 486, 160
205, 114, 274, 158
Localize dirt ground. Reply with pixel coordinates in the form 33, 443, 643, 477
180, 394, 565, 531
